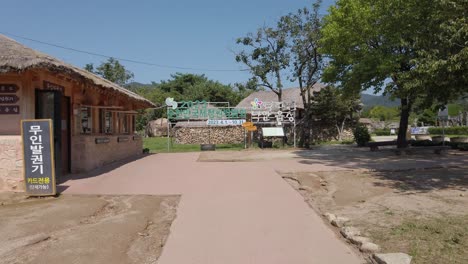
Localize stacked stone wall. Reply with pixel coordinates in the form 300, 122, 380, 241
175, 127, 244, 144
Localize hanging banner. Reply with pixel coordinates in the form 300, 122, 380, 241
21, 119, 56, 196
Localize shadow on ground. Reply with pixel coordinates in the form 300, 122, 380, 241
57, 154, 155, 189
371, 167, 468, 193
293, 146, 467, 171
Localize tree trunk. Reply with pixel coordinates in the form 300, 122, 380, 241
397, 98, 411, 148
336, 119, 346, 142
303, 114, 311, 148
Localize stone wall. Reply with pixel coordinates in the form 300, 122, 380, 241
71, 135, 143, 173
175, 127, 244, 144
0, 136, 24, 192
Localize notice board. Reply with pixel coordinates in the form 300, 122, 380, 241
21, 119, 56, 196
262, 127, 285, 137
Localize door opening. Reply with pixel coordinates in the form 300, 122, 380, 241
35, 90, 71, 177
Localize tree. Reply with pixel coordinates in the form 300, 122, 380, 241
85, 58, 134, 86
413, 0, 468, 105
368, 106, 399, 122
235, 26, 290, 101
278, 2, 324, 147
321, 0, 467, 148
233, 78, 261, 100
311, 86, 361, 141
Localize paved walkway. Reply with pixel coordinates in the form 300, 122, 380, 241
61, 153, 363, 264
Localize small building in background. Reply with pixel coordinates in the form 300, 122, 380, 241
0, 35, 154, 192
236, 84, 325, 119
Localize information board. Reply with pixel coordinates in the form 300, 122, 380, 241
21, 119, 56, 196
262, 127, 285, 137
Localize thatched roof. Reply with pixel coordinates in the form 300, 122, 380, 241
236, 83, 325, 109
0, 34, 154, 108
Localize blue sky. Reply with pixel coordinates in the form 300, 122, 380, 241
2, 0, 335, 86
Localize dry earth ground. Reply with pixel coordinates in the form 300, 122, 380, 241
281, 167, 468, 264
200, 147, 468, 263
0, 193, 179, 264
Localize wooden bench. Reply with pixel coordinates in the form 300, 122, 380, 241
367, 141, 397, 151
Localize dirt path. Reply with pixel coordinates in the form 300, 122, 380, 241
60, 152, 363, 264
0, 194, 179, 264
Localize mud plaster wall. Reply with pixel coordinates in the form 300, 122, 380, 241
0, 136, 24, 192
175, 126, 244, 144
71, 135, 143, 173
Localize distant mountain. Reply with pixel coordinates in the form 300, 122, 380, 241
360, 93, 399, 109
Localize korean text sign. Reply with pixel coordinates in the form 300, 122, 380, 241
21, 119, 56, 196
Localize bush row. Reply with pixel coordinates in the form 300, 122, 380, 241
428, 126, 468, 135
374, 128, 391, 136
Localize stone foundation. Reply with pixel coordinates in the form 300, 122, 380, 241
71, 135, 143, 173
175, 127, 244, 144
0, 136, 24, 192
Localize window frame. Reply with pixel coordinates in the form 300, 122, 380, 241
80, 107, 93, 134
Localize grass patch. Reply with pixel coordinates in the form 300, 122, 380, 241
371, 215, 468, 264
143, 137, 244, 153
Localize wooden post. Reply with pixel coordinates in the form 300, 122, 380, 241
246, 113, 252, 148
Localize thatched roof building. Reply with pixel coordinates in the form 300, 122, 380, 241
236, 84, 325, 110
0, 34, 155, 192
0, 34, 154, 108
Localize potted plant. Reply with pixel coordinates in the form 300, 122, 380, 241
450, 136, 468, 144
431, 135, 446, 143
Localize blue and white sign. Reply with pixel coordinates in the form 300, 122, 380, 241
410, 127, 430, 135
206, 119, 245, 126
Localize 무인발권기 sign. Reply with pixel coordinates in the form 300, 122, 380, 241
21, 119, 56, 196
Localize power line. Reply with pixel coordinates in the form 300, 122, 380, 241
1, 32, 249, 72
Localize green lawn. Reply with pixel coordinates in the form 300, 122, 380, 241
143, 137, 245, 153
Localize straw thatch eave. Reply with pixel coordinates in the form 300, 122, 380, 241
0, 34, 155, 109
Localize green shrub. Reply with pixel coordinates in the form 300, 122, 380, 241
354, 124, 371, 147
428, 126, 468, 135
448, 142, 460, 149
458, 143, 468, 151
374, 128, 391, 136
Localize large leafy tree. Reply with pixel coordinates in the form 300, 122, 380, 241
278, 2, 323, 147
85, 57, 134, 86
369, 106, 400, 122
414, 0, 467, 105
321, 0, 467, 148
235, 26, 290, 101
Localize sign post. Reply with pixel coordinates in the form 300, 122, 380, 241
21, 119, 56, 196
